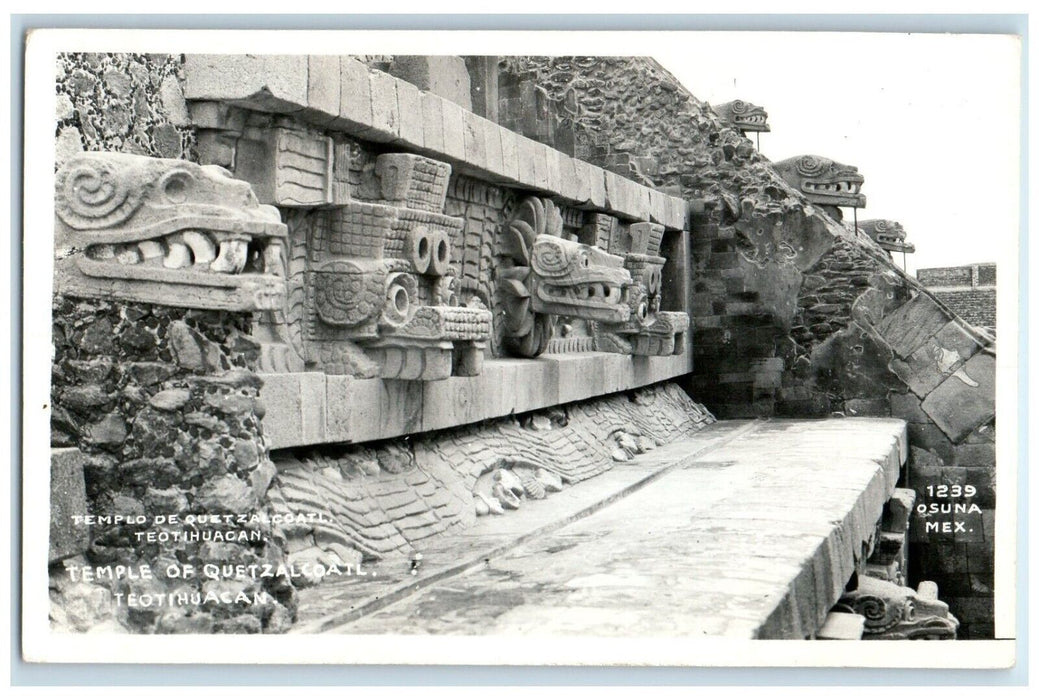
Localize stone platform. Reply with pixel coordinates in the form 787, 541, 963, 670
292, 417, 907, 638
259, 348, 693, 449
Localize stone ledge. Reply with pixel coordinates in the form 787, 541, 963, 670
259, 347, 693, 449
183, 55, 688, 230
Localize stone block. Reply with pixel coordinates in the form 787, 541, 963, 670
183, 54, 308, 113
461, 110, 488, 173
634, 184, 653, 221
557, 153, 579, 202
531, 142, 551, 191
395, 78, 424, 148
952, 442, 996, 466
498, 126, 520, 183
816, 611, 865, 640
571, 158, 593, 205
545, 147, 563, 196
875, 293, 953, 358
889, 392, 930, 423
388, 55, 472, 111
516, 135, 539, 188
305, 54, 341, 125
934, 320, 984, 362
336, 57, 374, 135
257, 373, 303, 449
482, 117, 505, 179
439, 97, 467, 162
907, 423, 956, 464
921, 352, 996, 443
420, 91, 445, 153
367, 69, 401, 143
50, 448, 90, 563
298, 372, 327, 446
464, 56, 499, 121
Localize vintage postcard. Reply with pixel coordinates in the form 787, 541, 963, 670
20, 27, 1022, 668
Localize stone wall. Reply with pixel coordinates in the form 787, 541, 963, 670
50, 53, 295, 633
504, 55, 998, 638
918, 264, 997, 333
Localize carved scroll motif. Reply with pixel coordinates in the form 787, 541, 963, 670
836, 575, 959, 640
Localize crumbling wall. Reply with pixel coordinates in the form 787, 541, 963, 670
507, 55, 998, 638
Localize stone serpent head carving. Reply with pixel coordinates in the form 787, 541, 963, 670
857, 219, 915, 254
713, 100, 770, 133
498, 196, 632, 358
773, 155, 866, 209
837, 575, 959, 640
55, 152, 287, 311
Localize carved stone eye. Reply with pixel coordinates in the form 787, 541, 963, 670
580, 253, 589, 268
731, 100, 747, 114
161, 170, 193, 204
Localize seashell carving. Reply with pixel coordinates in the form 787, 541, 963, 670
535, 468, 563, 493
521, 474, 546, 500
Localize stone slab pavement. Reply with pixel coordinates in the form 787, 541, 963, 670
292, 418, 907, 639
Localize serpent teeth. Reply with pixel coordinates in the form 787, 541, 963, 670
182, 230, 217, 264
211, 239, 248, 273
116, 245, 142, 265
137, 240, 165, 262
263, 240, 285, 277
163, 241, 192, 269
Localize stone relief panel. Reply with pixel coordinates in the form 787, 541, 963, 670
836, 575, 959, 640
54, 152, 288, 313
187, 101, 691, 371
267, 382, 715, 575
294, 151, 492, 381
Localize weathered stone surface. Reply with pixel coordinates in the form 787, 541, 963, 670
875, 294, 953, 358
336, 57, 374, 134
183, 54, 308, 113
50, 449, 90, 563
817, 611, 865, 640
195, 474, 259, 514
54, 152, 287, 312
389, 55, 472, 110
148, 388, 191, 411
922, 352, 996, 442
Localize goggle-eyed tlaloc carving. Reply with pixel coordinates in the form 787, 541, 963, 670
773, 155, 866, 210
55, 152, 288, 312
593, 222, 689, 357
498, 197, 632, 358
712, 100, 770, 134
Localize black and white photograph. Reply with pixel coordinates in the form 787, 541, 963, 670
16, 22, 1023, 674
